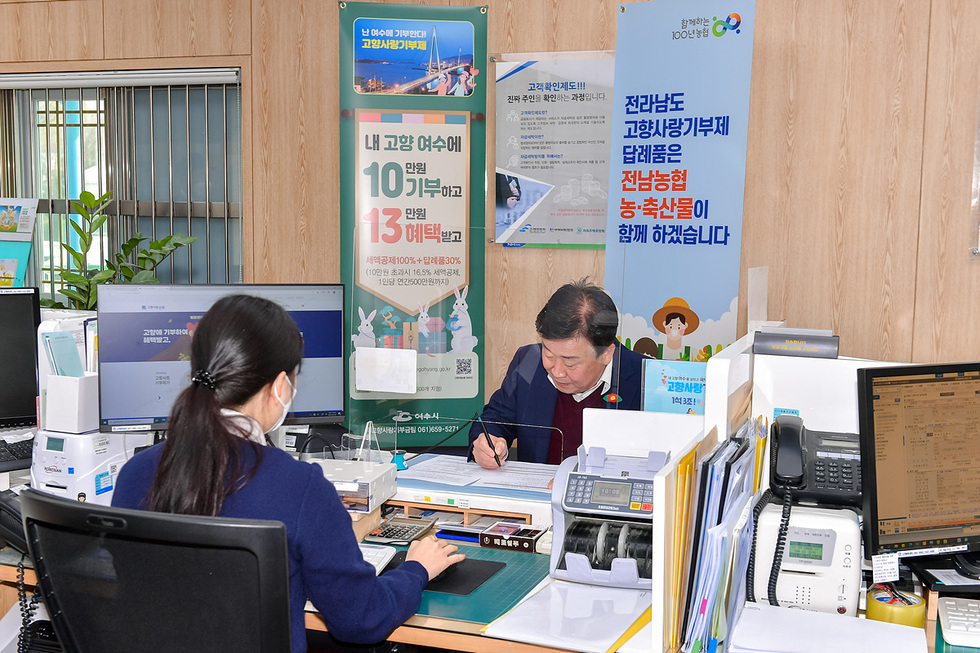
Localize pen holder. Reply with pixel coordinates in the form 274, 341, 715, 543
392, 449, 407, 470
44, 373, 99, 434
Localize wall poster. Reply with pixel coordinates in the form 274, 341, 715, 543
0, 198, 38, 287
494, 55, 614, 247
339, 2, 488, 448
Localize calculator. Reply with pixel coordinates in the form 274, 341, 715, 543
363, 515, 436, 545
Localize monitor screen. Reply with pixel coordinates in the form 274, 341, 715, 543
97, 284, 345, 433
0, 288, 41, 428
858, 362, 980, 560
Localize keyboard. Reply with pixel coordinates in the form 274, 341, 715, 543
0, 431, 34, 473
938, 596, 980, 648
358, 543, 397, 575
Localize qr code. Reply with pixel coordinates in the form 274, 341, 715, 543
455, 357, 474, 378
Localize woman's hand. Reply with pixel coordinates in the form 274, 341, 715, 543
406, 536, 466, 581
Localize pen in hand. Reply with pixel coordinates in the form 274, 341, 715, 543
477, 415, 501, 468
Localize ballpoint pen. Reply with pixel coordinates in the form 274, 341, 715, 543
477, 415, 501, 467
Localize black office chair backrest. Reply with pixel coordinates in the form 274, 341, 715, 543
19, 488, 291, 653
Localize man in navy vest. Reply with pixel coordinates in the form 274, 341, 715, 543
468, 279, 648, 468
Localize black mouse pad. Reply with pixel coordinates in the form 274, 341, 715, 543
383, 551, 507, 596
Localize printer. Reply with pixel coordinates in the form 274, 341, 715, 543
312, 459, 397, 513
31, 430, 154, 505
550, 444, 669, 590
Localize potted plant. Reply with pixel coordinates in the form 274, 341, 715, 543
42, 190, 196, 309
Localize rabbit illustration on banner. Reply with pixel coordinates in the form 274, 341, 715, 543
417, 302, 430, 339
351, 306, 377, 349
446, 285, 478, 353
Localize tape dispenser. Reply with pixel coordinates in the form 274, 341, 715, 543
550, 444, 668, 590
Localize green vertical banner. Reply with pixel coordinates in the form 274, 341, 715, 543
339, 2, 488, 449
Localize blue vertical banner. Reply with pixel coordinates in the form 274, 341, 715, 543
604, 1, 755, 363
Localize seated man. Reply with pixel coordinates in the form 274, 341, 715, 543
469, 279, 647, 468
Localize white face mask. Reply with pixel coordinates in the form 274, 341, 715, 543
266, 375, 295, 434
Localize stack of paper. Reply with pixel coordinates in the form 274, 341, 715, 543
729, 602, 926, 652
484, 578, 651, 653
679, 420, 760, 652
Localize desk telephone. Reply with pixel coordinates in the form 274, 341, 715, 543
751, 415, 863, 616
770, 414, 861, 508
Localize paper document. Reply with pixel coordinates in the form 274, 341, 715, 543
728, 602, 926, 652
928, 569, 980, 586
399, 455, 557, 492
42, 331, 85, 377
483, 578, 651, 653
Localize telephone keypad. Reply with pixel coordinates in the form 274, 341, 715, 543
811, 451, 861, 498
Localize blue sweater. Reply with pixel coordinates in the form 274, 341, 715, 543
112, 442, 428, 652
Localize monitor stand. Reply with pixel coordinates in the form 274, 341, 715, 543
954, 552, 980, 580
298, 424, 347, 456
905, 554, 980, 594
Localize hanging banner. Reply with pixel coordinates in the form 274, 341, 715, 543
604, 0, 755, 363
493, 55, 615, 248
339, 2, 488, 448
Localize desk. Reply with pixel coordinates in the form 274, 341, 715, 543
305, 544, 574, 652
304, 611, 568, 652
0, 546, 655, 652
8, 555, 936, 652
0, 546, 593, 653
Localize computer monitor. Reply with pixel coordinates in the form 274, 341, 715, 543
97, 284, 345, 434
858, 361, 980, 574
0, 288, 41, 428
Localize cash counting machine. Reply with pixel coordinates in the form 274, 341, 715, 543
550, 444, 668, 590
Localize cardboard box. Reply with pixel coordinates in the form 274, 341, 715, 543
479, 521, 547, 553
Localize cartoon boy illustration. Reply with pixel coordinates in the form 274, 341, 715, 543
653, 297, 700, 361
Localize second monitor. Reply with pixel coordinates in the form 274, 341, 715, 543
97, 284, 345, 434
858, 361, 980, 577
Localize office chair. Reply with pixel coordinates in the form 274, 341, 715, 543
18, 488, 291, 653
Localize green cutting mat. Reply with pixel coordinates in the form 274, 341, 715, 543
416, 546, 551, 624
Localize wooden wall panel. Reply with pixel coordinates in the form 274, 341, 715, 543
249, 0, 340, 283
5, 0, 977, 389
912, 0, 980, 362
102, 0, 251, 59
480, 0, 638, 395
0, 0, 103, 62
740, 0, 929, 362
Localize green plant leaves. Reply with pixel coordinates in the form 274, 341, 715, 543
130, 270, 159, 284
49, 191, 194, 309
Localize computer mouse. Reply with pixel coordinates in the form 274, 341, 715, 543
429, 560, 461, 585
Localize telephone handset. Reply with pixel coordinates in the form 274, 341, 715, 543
769, 415, 862, 507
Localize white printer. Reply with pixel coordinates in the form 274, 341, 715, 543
31, 430, 153, 505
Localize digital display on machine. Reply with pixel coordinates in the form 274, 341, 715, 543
591, 481, 630, 506
45, 438, 64, 452
788, 540, 824, 561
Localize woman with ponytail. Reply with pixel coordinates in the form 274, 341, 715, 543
112, 294, 462, 651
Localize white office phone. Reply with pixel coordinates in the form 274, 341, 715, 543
753, 502, 861, 616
